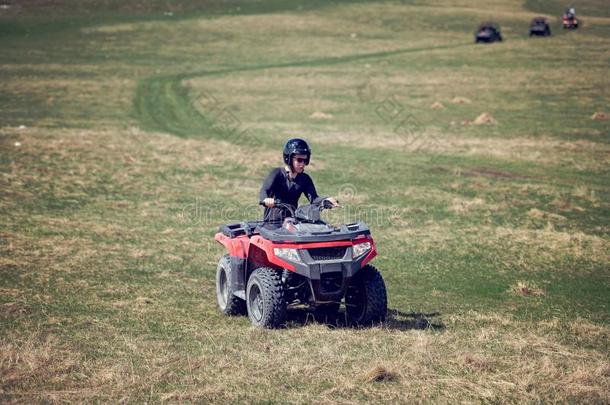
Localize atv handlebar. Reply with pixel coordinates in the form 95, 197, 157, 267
259, 199, 296, 217
259, 198, 340, 224
259, 198, 338, 212
259, 199, 279, 207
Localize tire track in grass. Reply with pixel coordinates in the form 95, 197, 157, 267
133, 73, 202, 137
133, 42, 473, 141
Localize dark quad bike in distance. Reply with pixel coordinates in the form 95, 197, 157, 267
529, 17, 551, 36
214, 199, 387, 328
475, 22, 503, 43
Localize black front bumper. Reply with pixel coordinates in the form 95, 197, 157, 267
226, 244, 373, 304
530, 27, 548, 35
288, 246, 369, 303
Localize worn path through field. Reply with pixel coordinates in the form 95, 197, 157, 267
133, 42, 473, 140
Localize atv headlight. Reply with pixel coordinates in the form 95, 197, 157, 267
273, 248, 302, 263
352, 242, 371, 259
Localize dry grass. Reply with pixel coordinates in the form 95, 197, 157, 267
591, 112, 610, 120
509, 280, 545, 297
1, 0, 609, 402
472, 112, 497, 125
250, 122, 610, 172
3, 125, 608, 402
0, 333, 86, 400
493, 227, 610, 267
430, 101, 445, 110
362, 365, 400, 383
1, 126, 279, 204
449, 196, 488, 214
451, 96, 472, 104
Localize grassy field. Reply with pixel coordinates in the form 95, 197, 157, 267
1, 0, 609, 402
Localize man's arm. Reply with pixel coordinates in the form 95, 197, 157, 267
304, 174, 319, 203
259, 168, 279, 204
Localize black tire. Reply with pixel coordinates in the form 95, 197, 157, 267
216, 255, 246, 316
246, 267, 286, 328
345, 265, 387, 326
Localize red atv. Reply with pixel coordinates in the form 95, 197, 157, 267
214, 199, 387, 328
562, 13, 579, 29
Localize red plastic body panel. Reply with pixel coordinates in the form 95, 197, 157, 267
249, 235, 377, 272
214, 233, 251, 259
249, 235, 297, 271
216, 232, 377, 271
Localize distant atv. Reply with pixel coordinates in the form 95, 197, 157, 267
529, 17, 551, 36
475, 22, 503, 43
214, 199, 387, 328
562, 13, 579, 29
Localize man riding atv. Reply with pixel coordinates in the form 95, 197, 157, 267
214, 138, 387, 328
260, 138, 338, 227
563, 7, 579, 29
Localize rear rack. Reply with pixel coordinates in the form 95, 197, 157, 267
219, 223, 247, 238
219, 221, 264, 238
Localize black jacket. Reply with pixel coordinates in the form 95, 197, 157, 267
259, 167, 320, 224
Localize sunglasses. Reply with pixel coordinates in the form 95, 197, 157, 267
293, 157, 308, 164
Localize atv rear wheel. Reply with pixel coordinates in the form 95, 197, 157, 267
246, 267, 286, 328
345, 265, 387, 326
216, 255, 246, 316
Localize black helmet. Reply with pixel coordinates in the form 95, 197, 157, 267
283, 138, 311, 166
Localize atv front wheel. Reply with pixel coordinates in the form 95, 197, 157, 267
246, 267, 286, 328
345, 265, 387, 326
216, 255, 246, 316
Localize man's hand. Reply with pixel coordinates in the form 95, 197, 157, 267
263, 198, 275, 208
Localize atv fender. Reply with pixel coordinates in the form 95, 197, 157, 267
229, 256, 246, 297
215, 233, 249, 295
249, 235, 296, 271
215, 233, 249, 258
